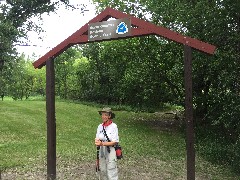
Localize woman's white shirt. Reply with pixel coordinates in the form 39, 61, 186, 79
96, 123, 119, 142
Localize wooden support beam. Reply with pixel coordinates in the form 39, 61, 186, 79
184, 45, 195, 180
33, 7, 216, 69
46, 58, 56, 179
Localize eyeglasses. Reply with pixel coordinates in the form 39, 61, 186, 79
101, 112, 110, 116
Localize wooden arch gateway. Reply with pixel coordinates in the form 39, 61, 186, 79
33, 7, 216, 180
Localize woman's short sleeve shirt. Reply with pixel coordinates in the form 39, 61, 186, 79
96, 123, 119, 142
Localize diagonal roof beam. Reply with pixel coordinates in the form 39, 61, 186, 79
33, 8, 114, 69
106, 8, 216, 54
33, 7, 216, 69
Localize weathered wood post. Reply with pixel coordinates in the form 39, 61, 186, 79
184, 45, 195, 180
46, 58, 56, 179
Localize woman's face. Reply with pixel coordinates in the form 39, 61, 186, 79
101, 112, 111, 123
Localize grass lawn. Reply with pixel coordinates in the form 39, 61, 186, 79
0, 99, 239, 179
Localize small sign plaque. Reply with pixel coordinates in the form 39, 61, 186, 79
88, 18, 131, 41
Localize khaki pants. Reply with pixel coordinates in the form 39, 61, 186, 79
99, 146, 118, 180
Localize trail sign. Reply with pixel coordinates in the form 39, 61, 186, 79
88, 18, 131, 41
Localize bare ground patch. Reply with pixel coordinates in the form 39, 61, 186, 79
1, 157, 222, 180
133, 111, 185, 133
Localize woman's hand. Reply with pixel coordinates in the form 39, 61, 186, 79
95, 138, 102, 146
95, 138, 117, 147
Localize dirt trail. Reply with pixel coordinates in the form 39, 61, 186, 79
1, 156, 215, 180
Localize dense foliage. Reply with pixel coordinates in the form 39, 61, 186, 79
0, 0, 71, 67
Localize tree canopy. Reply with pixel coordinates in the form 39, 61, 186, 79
0, 0, 86, 69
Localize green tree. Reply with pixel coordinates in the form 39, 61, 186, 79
25, 58, 46, 98
55, 47, 82, 99
31, 65, 46, 97
8, 54, 26, 100
72, 55, 92, 100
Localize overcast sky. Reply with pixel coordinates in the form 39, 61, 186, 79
16, 0, 96, 60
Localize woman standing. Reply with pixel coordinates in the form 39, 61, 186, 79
95, 107, 119, 180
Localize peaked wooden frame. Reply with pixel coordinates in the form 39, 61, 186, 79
33, 7, 216, 180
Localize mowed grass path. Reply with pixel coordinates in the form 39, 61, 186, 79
0, 100, 238, 179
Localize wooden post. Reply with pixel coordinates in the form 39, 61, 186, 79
46, 58, 56, 179
184, 45, 195, 180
